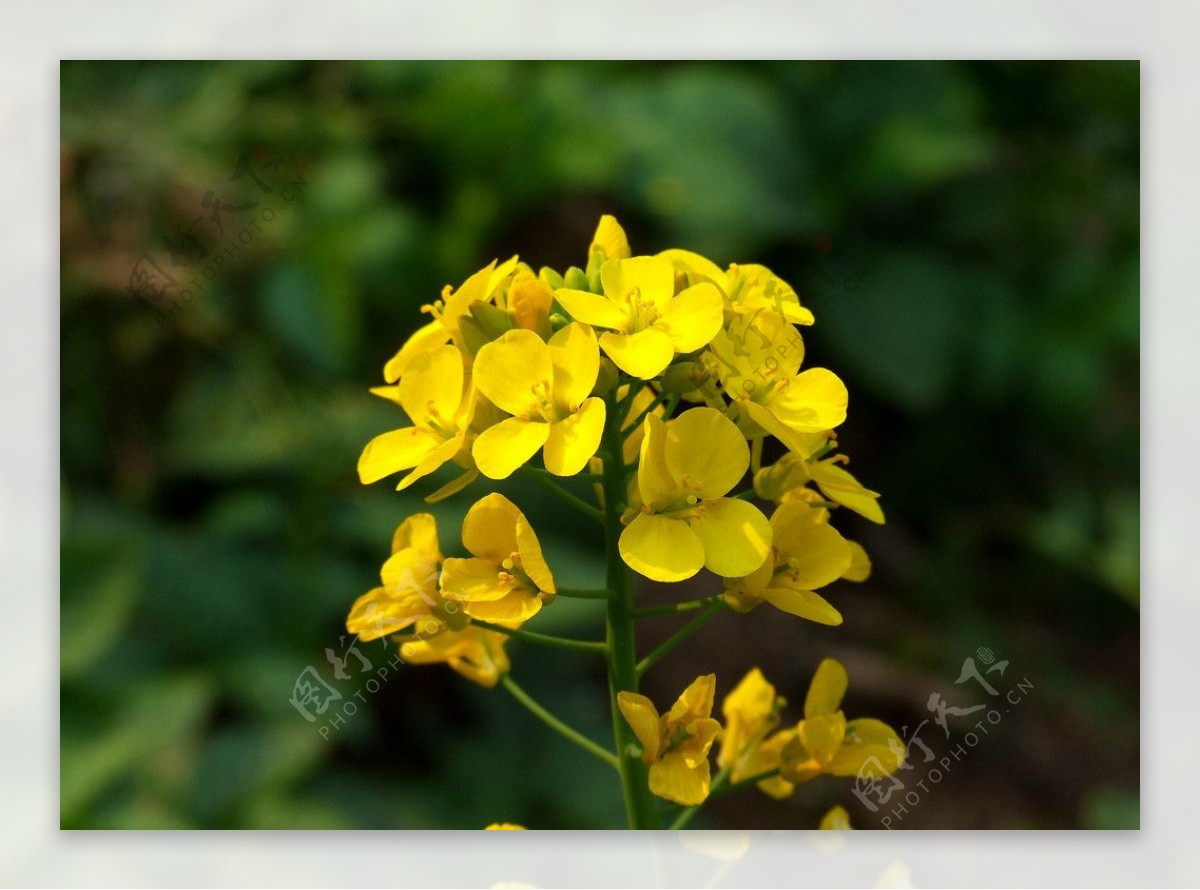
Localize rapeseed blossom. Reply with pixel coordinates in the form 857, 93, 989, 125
441, 493, 557, 623
618, 674, 722, 806
620, 407, 772, 582
347, 214, 892, 829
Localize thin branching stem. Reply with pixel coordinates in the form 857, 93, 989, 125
469, 619, 608, 653
501, 674, 619, 770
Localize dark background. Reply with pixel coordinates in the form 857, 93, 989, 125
60, 60, 1139, 829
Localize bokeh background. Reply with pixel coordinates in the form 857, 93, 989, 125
60, 60, 1139, 830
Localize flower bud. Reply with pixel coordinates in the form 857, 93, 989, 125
660, 360, 710, 394
563, 265, 589, 291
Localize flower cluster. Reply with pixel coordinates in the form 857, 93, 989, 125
348, 216, 899, 828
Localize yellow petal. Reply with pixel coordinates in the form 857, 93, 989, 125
548, 322, 600, 412
543, 398, 605, 477
589, 214, 631, 262
771, 368, 849, 432
380, 546, 440, 596
722, 667, 776, 726
778, 732, 823, 786
554, 288, 629, 330
688, 498, 773, 579
515, 514, 555, 594
462, 589, 543, 623
600, 327, 674, 379
401, 626, 510, 688
819, 805, 852, 830
830, 718, 905, 778
721, 553, 773, 609
741, 399, 825, 458
358, 427, 438, 484
719, 668, 777, 771
761, 586, 843, 626
472, 417, 550, 480
508, 272, 553, 337
398, 344, 464, 427
391, 513, 442, 562
440, 556, 508, 603
346, 586, 428, 641
616, 691, 662, 762
667, 673, 717, 726
636, 413, 677, 511
805, 658, 849, 720
600, 256, 675, 311
619, 513, 705, 582
473, 329, 553, 419
649, 752, 711, 806
679, 717, 722, 768
753, 730, 797, 798
656, 248, 729, 292
841, 540, 872, 582
770, 501, 852, 589
423, 466, 479, 504
711, 310, 804, 390
800, 711, 847, 768
484, 823, 526, 830
664, 407, 749, 498
461, 493, 521, 560
396, 434, 464, 491
655, 282, 724, 353
383, 319, 449, 383
809, 459, 885, 524
452, 629, 511, 687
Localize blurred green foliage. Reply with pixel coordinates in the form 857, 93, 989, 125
60, 61, 1138, 829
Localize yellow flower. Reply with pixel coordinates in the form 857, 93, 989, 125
818, 805, 853, 830
382, 257, 519, 382
722, 501, 852, 626
587, 214, 632, 269
620, 407, 772, 582
346, 513, 457, 642
754, 451, 885, 524
471, 323, 606, 479
400, 625, 511, 688
708, 310, 848, 454
724, 263, 816, 326
555, 256, 724, 379
440, 493, 556, 623
658, 250, 816, 327
484, 823, 526, 830
778, 658, 904, 785
717, 668, 784, 784
617, 674, 722, 806
358, 345, 474, 491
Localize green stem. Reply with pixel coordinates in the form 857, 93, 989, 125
554, 586, 613, 600
501, 674, 619, 770
670, 765, 731, 829
469, 619, 607, 654
635, 602, 725, 678
731, 487, 757, 500
600, 390, 661, 830
631, 595, 725, 618
519, 467, 604, 525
